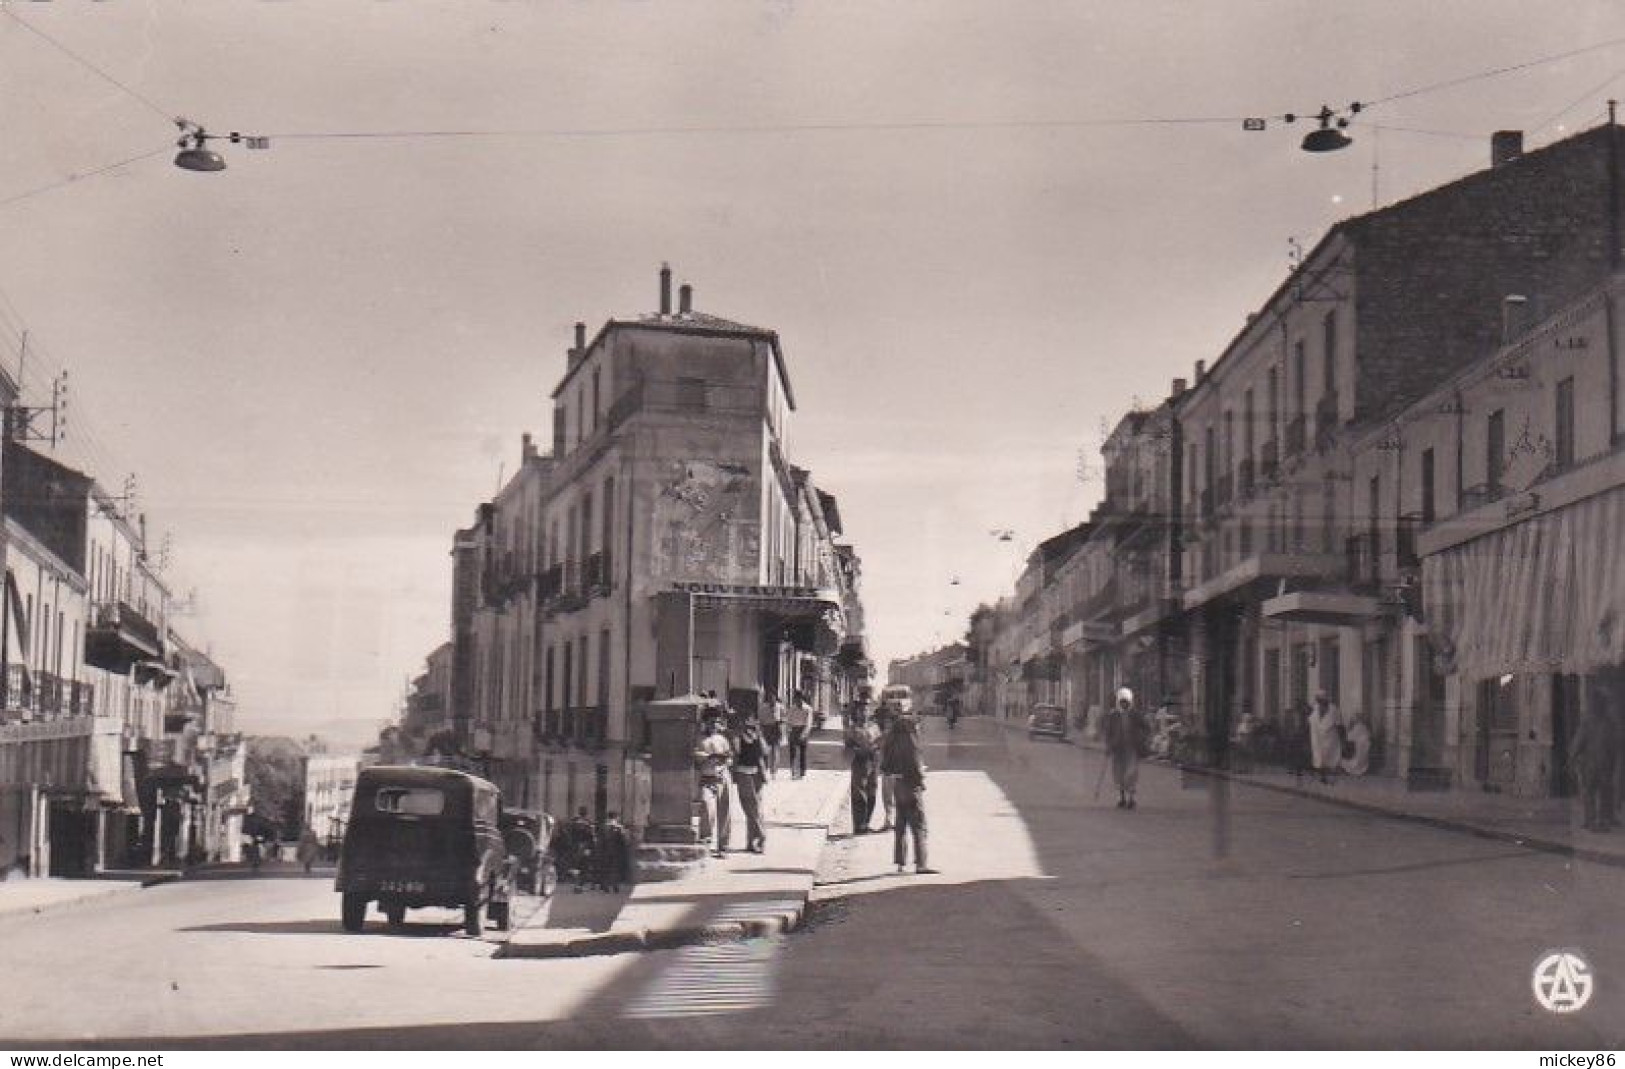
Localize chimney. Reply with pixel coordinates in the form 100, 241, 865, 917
659, 263, 672, 315
1194, 359, 1206, 382
1171, 377, 1188, 397
1502, 294, 1530, 342
679, 283, 693, 315
1491, 130, 1524, 168
567, 321, 587, 370
521, 432, 534, 460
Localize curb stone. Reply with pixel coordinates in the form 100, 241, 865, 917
497, 774, 844, 960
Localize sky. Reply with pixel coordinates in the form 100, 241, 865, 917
3, 0, 1624, 747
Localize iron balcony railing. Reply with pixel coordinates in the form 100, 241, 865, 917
1314, 392, 1340, 452
1259, 438, 1279, 481
1285, 414, 1307, 456
1345, 532, 1381, 591
1395, 515, 1421, 570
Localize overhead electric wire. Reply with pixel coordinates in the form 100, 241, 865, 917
0, 142, 173, 211
1530, 65, 1625, 136
1368, 32, 1625, 108
252, 113, 1258, 144
0, 2, 176, 122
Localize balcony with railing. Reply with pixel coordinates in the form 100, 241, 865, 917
2, 664, 32, 720
1259, 439, 1279, 482
568, 705, 607, 747
549, 560, 588, 614
1285, 414, 1307, 457
585, 551, 611, 597
1345, 532, 1381, 592
1395, 514, 1420, 570
86, 600, 164, 674
1314, 392, 1341, 452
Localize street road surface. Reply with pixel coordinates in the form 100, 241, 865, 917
2, 717, 1620, 1048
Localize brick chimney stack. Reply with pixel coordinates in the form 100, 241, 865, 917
679, 283, 693, 315
659, 263, 672, 315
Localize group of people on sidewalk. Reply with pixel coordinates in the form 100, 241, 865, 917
693, 690, 818, 857
845, 695, 937, 875
553, 807, 632, 893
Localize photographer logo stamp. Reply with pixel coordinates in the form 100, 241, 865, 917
1533, 951, 1594, 1013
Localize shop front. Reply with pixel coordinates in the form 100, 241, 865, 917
1421, 466, 1624, 798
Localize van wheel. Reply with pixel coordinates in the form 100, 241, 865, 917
463, 900, 484, 937
385, 904, 406, 927
341, 893, 368, 933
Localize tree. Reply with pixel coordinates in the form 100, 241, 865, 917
244, 736, 306, 838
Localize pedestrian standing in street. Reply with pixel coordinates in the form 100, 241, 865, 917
1290, 703, 1314, 785
296, 827, 321, 874
1102, 687, 1148, 810
874, 698, 899, 830
695, 716, 735, 856
595, 812, 631, 891
1570, 686, 1620, 832
881, 714, 936, 874
1308, 690, 1344, 786
785, 690, 814, 779
565, 807, 597, 892
845, 707, 880, 835
733, 720, 769, 853
762, 692, 786, 778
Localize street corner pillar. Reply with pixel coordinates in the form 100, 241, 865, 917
634, 693, 712, 882
640, 695, 701, 845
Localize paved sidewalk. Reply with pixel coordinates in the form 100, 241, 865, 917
989, 714, 1625, 867
0, 877, 146, 921
500, 768, 845, 959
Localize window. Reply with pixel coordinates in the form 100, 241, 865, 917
1265, 648, 1283, 722
1420, 448, 1436, 525
1293, 341, 1306, 418
1555, 376, 1575, 471
1267, 367, 1279, 442
592, 368, 602, 431
1243, 389, 1255, 460
562, 640, 574, 728
601, 476, 615, 584
1322, 310, 1338, 398
1487, 408, 1506, 491
375, 787, 445, 815
598, 628, 611, 708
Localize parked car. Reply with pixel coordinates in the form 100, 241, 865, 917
499, 808, 558, 898
1028, 703, 1070, 742
335, 765, 513, 936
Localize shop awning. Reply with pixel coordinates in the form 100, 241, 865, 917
1423, 482, 1625, 679
1261, 591, 1382, 627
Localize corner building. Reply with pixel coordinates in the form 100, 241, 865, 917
453, 269, 868, 833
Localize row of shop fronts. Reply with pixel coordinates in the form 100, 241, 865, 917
0, 366, 245, 879
955, 127, 1625, 799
